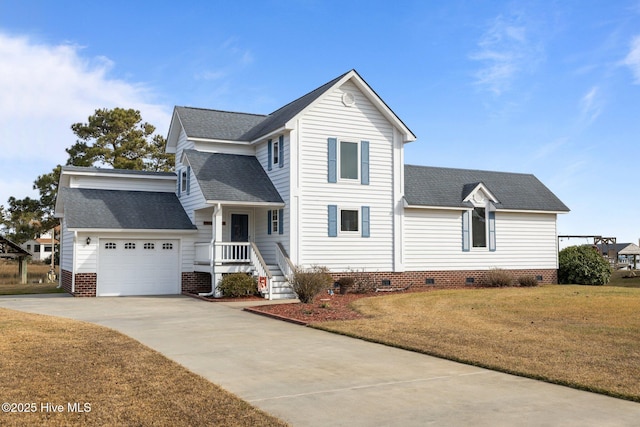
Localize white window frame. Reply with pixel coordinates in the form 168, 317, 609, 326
272, 139, 279, 166
340, 207, 360, 234
181, 169, 188, 195
271, 209, 279, 234
338, 140, 360, 181
471, 206, 487, 249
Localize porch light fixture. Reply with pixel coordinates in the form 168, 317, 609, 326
86, 237, 91, 245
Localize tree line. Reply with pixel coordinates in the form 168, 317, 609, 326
0, 108, 174, 245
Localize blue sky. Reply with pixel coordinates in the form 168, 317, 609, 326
1, 0, 639, 245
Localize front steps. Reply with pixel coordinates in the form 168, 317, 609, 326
265, 264, 296, 300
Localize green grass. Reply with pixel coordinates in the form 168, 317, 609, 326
608, 269, 640, 288
314, 285, 640, 402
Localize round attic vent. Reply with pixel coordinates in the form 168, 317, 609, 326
342, 92, 355, 107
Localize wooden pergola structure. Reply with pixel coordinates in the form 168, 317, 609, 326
0, 235, 31, 284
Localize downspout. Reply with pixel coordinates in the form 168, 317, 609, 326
199, 203, 221, 297
71, 231, 77, 294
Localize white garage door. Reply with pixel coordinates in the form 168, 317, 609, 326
98, 239, 180, 296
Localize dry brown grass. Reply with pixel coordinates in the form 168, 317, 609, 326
0, 308, 288, 426
0, 260, 61, 293
314, 285, 640, 402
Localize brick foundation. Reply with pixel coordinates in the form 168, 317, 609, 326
72, 273, 97, 297
181, 272, 212, 294
331, 268, 558, 291
61, 269, 73, 294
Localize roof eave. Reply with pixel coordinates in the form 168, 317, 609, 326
206, 200, 285, 207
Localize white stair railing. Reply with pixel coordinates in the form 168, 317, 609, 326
275, 242, 295, 282
250, 242, 273, 299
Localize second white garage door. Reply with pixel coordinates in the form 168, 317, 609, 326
98, 239, 180, 296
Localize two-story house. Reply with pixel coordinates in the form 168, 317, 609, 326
55, 70, 569, 297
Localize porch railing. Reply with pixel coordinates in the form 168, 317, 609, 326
194, 242, 251, 264
276, 242, 295, 281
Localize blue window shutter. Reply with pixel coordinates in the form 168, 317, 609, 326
362, 206, 370, 237
278, 208, 284, 234
177, 170, 182, 196
267, 139, 273, 171
488, 211, 496, 252
328, 205, 337, 237
462, 210, 470, 252
278, 135, 284, 168
186, 166, 191, 195
267, 210, 272, 235
327, 137, 337, 183
361, 140, 369, 185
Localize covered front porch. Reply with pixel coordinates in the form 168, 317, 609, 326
191, 204, 294, 299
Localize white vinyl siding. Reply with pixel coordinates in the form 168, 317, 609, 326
69, 175, 174, 192
404, 209, 559, 270
296, 80, 396, 271
60, 219, 73, 271
253, 135, 289, 264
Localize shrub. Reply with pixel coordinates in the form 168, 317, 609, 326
349, 270, 376, 294
517, 275, 539, 287
291, 265, 333, 303
337, 277, 354, 294
559, 245, 611, 285
217, 273, 258, 297
485, 268, 513, 287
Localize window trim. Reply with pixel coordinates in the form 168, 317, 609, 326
272, 139, 279, 166
271, 209, 279, 234
471, 207, 487, 249
340, 207, 360, 234
338, 140, 360, 181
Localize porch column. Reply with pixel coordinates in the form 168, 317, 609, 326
211, 203, 223, 297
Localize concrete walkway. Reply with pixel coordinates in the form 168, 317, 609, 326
1, 294, 639, 426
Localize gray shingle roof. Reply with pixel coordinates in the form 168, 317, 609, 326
175, 107, 267, 141
404, 165, 569, 212
239, 71, 350, 141
175, 71, 352, 142
59, 188, 196, 230
184, 150, 284, 204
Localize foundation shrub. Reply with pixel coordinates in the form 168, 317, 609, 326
217, 273, 258, 297
486, 268, 513, 287
518, 275, 539, 287
337, 277, 354, 295
291, 266, 333, 303
559, 245, 611, 285
348, 270, 376, 293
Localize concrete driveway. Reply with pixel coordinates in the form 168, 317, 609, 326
1, 294, 639, 426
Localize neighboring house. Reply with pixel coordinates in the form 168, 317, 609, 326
596, 242, 640, 268
55, 69, 569, 298
22, 231, 57, 262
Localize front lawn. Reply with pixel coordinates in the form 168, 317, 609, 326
314, 285, 640, 402
0, 308, 287, 426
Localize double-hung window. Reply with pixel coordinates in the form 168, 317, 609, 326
328, 138, 369, 185
340, 141, 358, 180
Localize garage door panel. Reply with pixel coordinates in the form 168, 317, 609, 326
98, 239, 180, 296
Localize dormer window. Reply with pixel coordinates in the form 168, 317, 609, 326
472, 207, 487, 248
462, 185, 497, 252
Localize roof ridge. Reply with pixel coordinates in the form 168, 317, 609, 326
176, 106, 267, 118
405, 164, 535, 177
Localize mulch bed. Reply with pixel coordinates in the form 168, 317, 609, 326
246, 288, 439, 325
186, 287, 456, 325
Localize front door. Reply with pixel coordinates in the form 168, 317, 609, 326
231, 214, 249, 242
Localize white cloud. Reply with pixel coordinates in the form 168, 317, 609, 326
580, 86, 603, 123
470, 14, 542, 95
0, 32, 171, 205
622, 35, 640, 83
